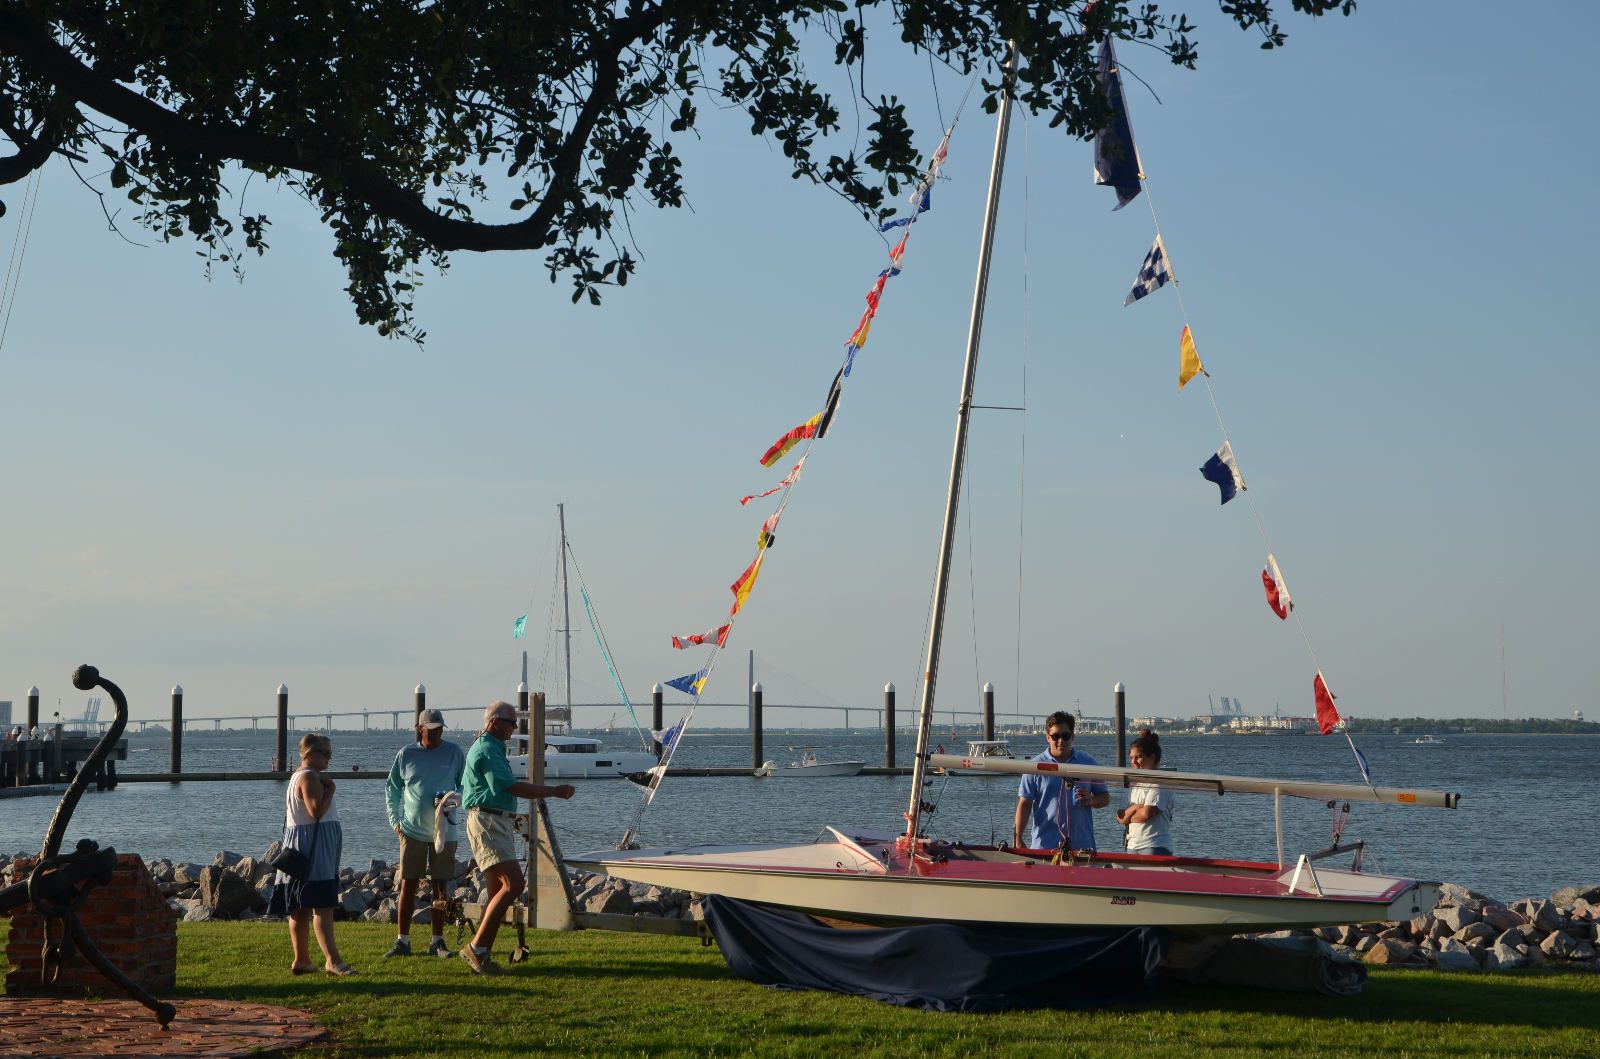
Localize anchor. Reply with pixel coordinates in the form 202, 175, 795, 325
0, 665, 178, 1027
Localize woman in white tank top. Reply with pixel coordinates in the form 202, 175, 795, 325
266, 733, 354, 975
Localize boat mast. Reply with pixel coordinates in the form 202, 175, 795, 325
905, 45, 1017, 847
559, 503, 573, 715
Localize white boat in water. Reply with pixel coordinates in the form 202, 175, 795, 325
578, 60, 1457, 932
756, 748, 866, 778
512, 733, 658, 780
935, 739, 1018, 777
1413, 734, 1446, 745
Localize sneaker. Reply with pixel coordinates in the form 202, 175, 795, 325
429, 937, 454, 958
460, 945, 502, 976
383, 937, 412, 958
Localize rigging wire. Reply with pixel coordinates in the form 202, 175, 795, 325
1014, 105, 1030, 723
565, 540, 650, 751
0, 168, 42, 358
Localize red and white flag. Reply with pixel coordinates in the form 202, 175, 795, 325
671, 624, 731, 650
1262, 554, 1292, 620
1313, 671, 1340, 735
739, 456, 806, 506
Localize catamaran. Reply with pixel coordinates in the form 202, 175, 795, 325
569, 48, 1457, 933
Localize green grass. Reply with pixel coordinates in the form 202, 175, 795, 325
174, 922, 1600, 1058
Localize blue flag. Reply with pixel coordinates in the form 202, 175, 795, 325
664, 670, 709, 697
877, 186, 930, 231
1199, 441, 1244, 505
1351, 743, 1372, 786
512, 614, 527, 639
652, 719, 686, 755
1093, 39, 1144, 211
1124, 235, 1172, 306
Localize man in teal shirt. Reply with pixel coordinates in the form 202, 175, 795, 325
461, 699, 575, 975
383, 708, 466, 958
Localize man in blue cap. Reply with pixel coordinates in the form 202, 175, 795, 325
384, 707, 465, 958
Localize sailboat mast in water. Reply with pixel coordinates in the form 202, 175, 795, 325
905, 47, 1017, 846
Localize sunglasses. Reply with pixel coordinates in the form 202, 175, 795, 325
1046, 731, 1073, 742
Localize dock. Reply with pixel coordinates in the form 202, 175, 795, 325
111, 765, 916, 783
2, 734, 127, 792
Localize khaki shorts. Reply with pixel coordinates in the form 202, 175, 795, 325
398, 834, 458, 881
466, 809, 519, 871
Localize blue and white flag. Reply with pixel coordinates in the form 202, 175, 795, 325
652, 719, 687, 755
1123, 235, 1172, 306
1094, 39, 1144, 211
512, 614, 527, 639
1199, 441, 1244, 505
1349, 740, 1373, 787
664, 669, 709, 698
877, 187, 931, 232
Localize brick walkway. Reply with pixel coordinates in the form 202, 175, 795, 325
0, 998, 326, 1057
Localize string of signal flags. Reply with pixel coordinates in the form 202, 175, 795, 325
532, 37, 1371, 817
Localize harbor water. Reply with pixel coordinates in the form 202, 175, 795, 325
3, 730, 1594, 904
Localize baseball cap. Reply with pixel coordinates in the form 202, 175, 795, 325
418, 708, 446, 729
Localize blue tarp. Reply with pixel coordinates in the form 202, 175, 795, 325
702, 894, 1171, 1012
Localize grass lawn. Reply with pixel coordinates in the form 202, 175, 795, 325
174, 922, 1600, 1058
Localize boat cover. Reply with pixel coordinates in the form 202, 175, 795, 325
701, 894, 1170, 1012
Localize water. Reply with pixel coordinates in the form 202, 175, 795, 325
4, 731, 1595, 903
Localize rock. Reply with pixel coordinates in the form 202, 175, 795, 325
688, 899, 707, 922
632, 899, 664, 916
626, 881, 651, 898
1486, 939, 1529, 971
1354, 935, 1377, 953
586, 888, 634, 915
183, 904, 216, 923
1378, 925, 1411, 942
1551, 885, 1600, 909
236, 907, 262, 921
146, 858, 175, 883
1439, 882, 1496, 906
1542, 931, 1584, 960
230, 856, 262, 885
166, 899, 187, 915
1512, 898, 1565, 933
1525, 943, 1548, 965
262, 840, 283, 864
1439, 936, 1473, 956
1571, 941, 1599, 961
157, 880, 186, 896
337, 889, 371, 918
1437, 906, 1478, 933
369, 858, 387, 874
1312, 926, 1343, 943
1479, 905, 1526, 933
199, 865, 267, 918
1455, 921, 1497, 944
1434, 949, 1480, 972
173, 862, 206, 885
1408, 914, 1435, 938
1363, 939, 1418, 965
213, 850, 244, 869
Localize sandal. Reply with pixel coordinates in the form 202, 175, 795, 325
325, 962, 357, 977
290, 963, 316, 976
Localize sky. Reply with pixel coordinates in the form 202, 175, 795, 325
0, 2, 1594, 732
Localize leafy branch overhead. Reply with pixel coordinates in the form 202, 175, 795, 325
0, 0, 1353, 341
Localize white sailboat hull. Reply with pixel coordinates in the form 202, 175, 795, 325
512, 750, 658, 779
767, 760, 866, 778
568, 832, 1440, 935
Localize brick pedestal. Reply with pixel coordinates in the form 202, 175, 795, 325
5, 854, 177, 996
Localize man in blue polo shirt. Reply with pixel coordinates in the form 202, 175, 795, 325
1012, 711, 1109, 852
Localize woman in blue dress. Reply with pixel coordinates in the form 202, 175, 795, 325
268, 733, 355, 975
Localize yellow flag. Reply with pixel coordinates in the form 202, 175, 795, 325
1179, 326, 1206, 390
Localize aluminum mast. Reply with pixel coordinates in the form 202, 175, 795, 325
904, 46, 1017, 848
559, 503, 573, 714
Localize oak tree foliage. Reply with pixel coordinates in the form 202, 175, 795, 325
0, 0, 1353, 341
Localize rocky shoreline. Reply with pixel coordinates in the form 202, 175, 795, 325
3, 850, 1593, 974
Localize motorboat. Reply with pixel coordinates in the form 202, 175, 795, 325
512, 733, 658, 780
756, 748, 866, 778
1413, 734, 1446, 745
934, 739, 1018, 777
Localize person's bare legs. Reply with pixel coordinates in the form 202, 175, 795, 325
470, 862, 524, 953
429, 878, 448, 935
312, 908, 345, 971
289, 909, 314, 970
396, 877, 420, 938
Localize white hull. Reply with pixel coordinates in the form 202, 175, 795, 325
511, 750, 658, 779
568, 829, 1440, 935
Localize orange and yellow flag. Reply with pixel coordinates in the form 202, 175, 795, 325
729, 555, 764, 616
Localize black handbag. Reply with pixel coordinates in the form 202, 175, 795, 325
265, 770, 323, 880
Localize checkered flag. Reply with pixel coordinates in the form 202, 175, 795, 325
1124, 235, 1173, 306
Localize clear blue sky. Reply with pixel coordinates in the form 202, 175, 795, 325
0, 1, 1593, 729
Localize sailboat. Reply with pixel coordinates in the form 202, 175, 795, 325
511, 504, 657, 781
569, 53, 1455, 932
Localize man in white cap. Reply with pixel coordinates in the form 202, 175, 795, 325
460, 699, 575, 974
383, 707, 466, 958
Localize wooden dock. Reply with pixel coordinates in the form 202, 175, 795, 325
110, 765, 915, 783
2, 735, 127, 792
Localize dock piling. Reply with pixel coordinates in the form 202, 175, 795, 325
1114, 682, 1127, 768
752, 683, 763, 770
414, 684, 426, 731
170, 686, 183, 775
884, 683, 896, 768
275, 685, 289, 772
982, 682, 995, 742
651, 684, 663, 758
27, 686, 39, 734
